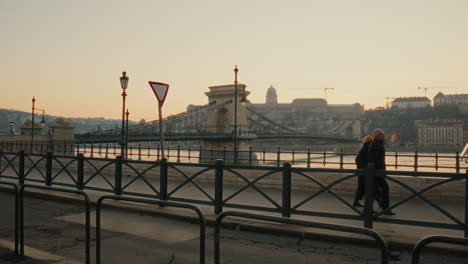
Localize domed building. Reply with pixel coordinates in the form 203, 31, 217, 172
248, 86, 364, 138
266, 85, 278, 104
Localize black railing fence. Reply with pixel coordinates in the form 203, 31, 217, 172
1, 141, 467, 172
1, 149, 467, 238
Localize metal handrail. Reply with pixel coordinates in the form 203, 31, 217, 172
412, 235, 468, 264
19, 184, 90, 264
0, 181, 19, 255
214, 211, 389, 264
96, 195, 206, 264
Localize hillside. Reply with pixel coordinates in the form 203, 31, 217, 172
0, 109, 136, 134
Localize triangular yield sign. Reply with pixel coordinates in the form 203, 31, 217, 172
149, 81, 170, 106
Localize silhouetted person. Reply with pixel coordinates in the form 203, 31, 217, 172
368, 128, 395, 215
353, 135, 381, 207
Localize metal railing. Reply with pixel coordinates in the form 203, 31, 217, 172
214, 211, 389, 264
0, 181, 19, 255
411, 235, 468, 264
96, 195, 206, 264
1, 150, 467, 237
1, 142, 466, 172
19, 184, 91, 264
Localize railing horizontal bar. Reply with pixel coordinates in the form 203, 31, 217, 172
168, 197, 214, 206
223, 203, 281, 213
375, 218, 463, 230
292, 210, 364, 221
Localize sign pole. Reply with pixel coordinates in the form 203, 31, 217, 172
148, 81, 169, 161
158, 101, 165, 160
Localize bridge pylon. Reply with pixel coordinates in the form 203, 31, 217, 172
202, 84, 256, 164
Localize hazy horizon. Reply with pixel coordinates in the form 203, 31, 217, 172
2, 0, 467, 121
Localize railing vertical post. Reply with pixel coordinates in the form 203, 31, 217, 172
188, 146, 191, 161
395, 152, 398, 169
77, 153, 84, 190
339, 148, 344, 169
276, 147, 281, 167
307, 148, 311, 168
363, 167, 375, 229
157, 145, 161, 160
414, 150, 418, 172
98, 144, 102, 157
177, 145, 180, 162
45, 152, 52, 186
214, 160, 224, 214
40, 143, 44, 154
248, 147, 252, 166
455, 151, 460, 173
90, 143, 94, 158
105, 144, 109, 159
465, 170, 468, 238
159, 158, 168, 200
262, 148, 266, 164
282, 162, 292, 217
114, 156, 122, 195
18, 150, 25, 185
0, 150, 2, 176
138, 144, 142, 161
435, 152, 439, 171
198, 146, 202, 163
77, 144, 80, 155
291, 150, 295, 165
222, 146, 226, 163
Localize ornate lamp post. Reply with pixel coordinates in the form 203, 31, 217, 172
125, 109, 129, 157
120, 71, 129, 158
31, 97, 46, 152
233, 66, 239, 162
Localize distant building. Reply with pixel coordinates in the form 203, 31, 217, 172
266, 85, 278, 104
248, 86, 364, 138
391, 97, 431, 109
416, 120, 464, 148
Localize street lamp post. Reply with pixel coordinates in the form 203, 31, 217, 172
31, 97, 46, 152
125, 109, 129, 157
120, 71, 129, 159
233, 66, 239, 163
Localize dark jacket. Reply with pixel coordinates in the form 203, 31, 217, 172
355, 142, 370, 169
368, 140, 386, 170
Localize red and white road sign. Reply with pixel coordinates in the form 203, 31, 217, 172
148, 81, 169, 106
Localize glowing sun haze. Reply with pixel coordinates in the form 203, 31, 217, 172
1, 0, 467, 121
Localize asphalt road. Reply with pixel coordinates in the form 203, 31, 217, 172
0, 192, 467, 264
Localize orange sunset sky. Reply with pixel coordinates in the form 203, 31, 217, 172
2, 0, 468, 121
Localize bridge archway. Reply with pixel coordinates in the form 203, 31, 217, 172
216, 108, 228, 133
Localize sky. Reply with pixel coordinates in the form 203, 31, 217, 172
1, 0, 468, 121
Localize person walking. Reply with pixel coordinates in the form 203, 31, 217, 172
368, 128, 395, 215
353, 135, 382, 208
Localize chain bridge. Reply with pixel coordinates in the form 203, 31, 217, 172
76, 84, 360, 144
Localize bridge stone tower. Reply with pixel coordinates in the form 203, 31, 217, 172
202, 84, 255, 164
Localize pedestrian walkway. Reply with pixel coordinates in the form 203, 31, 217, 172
0, 240, 80, 264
